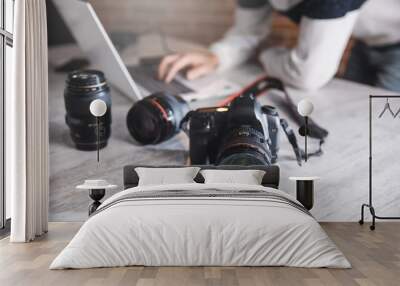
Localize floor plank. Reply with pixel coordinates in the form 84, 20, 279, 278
1, 222, 399, 286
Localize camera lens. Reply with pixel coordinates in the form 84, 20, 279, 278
64, 70, 112, 151
126, 92, 189, 144
217, 126, 272, 166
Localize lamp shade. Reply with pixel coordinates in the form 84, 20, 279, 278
89, 99, 107, 117
297, 99, 314, 117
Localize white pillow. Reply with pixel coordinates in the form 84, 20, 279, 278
200, 169, 265, 185
135, 167, 200, 186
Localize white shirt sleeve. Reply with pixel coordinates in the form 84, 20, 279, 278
260, 10, 360, 90
210, 4, 273, 72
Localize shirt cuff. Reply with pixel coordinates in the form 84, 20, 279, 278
209, 42, 250, 73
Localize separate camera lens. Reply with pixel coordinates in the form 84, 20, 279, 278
126, 93, 189, 145
128, 100, 169, 144
64, 70, 112, 151
217, 126, 272, 166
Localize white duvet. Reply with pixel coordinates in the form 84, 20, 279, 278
50, 183, 350, 269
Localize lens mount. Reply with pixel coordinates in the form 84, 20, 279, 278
66, 70, 109, 94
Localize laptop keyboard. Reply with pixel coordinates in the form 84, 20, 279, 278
128, 58, 194, 95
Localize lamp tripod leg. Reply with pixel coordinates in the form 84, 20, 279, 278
359, 203, 367, 225
370, 206, 376, 230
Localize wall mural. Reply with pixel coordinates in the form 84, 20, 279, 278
48, 0, 400, 224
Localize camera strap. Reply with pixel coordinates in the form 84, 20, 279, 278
279, 118, 303, 166
180, 111, 193, 133
218, 75, 328, 161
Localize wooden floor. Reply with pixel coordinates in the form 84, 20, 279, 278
0, 223, 399, 286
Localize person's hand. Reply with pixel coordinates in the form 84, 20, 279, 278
158, 51, 219, 82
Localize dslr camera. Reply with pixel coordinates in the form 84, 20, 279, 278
184, 94, 276, 166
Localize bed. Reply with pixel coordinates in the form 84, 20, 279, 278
50, 165, 350, 269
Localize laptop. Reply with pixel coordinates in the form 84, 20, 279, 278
53, 0, 239, 102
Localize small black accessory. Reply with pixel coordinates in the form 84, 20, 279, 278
126, 92, 190, 144
298, 125, 309, 137
359, 95, 400, 231
64, 70, 112, 150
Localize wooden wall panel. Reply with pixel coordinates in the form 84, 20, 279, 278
88, 0, 350, 74
89, 0, 235, 45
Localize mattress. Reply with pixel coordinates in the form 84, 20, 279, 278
50, 183, 350, 269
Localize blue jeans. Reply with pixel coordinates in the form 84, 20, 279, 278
344, 41, 400, 92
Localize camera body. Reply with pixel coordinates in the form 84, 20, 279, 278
187, 94, 279, 166
187, 106, 229, 165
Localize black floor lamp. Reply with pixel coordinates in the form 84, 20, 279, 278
359, 95, 400, 230
297, 99, 314, 162
89, 99, 107, 162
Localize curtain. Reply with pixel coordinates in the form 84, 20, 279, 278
7, 0, 49, 242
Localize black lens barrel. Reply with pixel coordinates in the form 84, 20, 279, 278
64, 70, 112, 151
217, 126, 272, 166
126, 93, 189, 145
